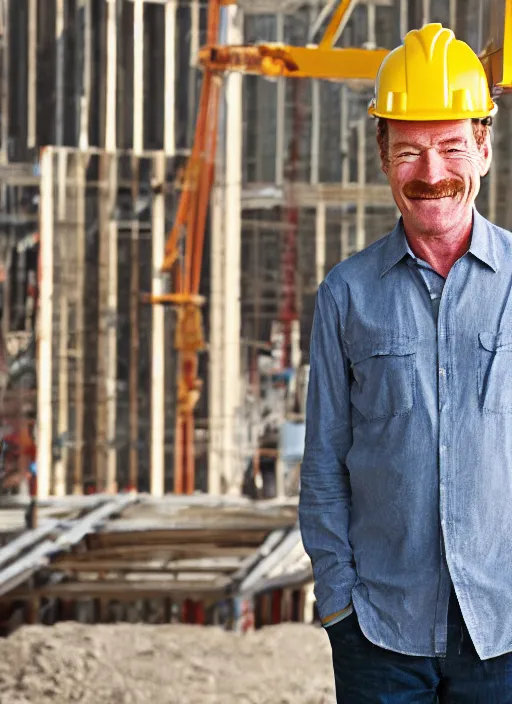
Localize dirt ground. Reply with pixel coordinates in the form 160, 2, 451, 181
0, 622, 335, 704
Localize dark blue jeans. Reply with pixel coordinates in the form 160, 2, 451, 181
327, 591, 512, 703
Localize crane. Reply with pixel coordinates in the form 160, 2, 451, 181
147, 0, 512, 495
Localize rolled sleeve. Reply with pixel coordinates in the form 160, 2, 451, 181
299, 281, 356, 620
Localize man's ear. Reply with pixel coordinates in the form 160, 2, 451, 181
478, 131, 492, 177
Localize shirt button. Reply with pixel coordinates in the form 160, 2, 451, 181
440, 445, 447, 452
439, 367, 446, 377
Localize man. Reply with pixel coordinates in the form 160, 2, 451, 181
299, 23, 512, 702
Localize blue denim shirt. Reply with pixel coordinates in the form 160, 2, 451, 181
299, 209, 512, 660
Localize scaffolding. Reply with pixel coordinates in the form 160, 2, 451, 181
37, 147, 177, 498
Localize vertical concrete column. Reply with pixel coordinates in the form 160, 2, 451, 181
164, 0, 177, 157
208, 4, 243, 494
151, 152, 166, 497
37, 148, 54, 499
222, 4, 243, 493
315, 202, 326, 287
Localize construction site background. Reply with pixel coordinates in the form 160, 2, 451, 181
0, 0, 507, 502
0, 1, 507, 702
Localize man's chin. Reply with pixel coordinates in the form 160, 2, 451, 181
410, 197, 462, 214
406, 199, 467, 234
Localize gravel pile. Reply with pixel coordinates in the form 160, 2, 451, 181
0, 622, 335, 704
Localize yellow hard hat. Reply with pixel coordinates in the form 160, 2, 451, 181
368, 23, 497, 121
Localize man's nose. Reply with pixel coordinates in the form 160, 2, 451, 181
415, 148, 447, 183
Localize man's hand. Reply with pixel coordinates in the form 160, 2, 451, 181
321, 604, 353, 627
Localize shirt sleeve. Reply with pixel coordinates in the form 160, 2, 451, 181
298, 280, 357, 621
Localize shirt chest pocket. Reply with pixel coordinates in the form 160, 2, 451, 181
478, 332, 512, 414
346, 337, 417, 422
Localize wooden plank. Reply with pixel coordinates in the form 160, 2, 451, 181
73, 571, 223, 583
73, 544, 255, 560
0, 520, 59, 570
96, 152, 110, 491
101, 515, 296, 531
239, 528, 303, 595
87, 528, 271, 549
241, 182, 395, 208
231, 529, 285, 583
129, 219, 140, 489
0, 540, 56, 596
37, 148, 54, 498
54, 495, 137, 549
73, 154, 86, 494
249, 566, 312, 593
3, 579, 229, 601
48, 558, 242, 574
150, 152, 166, 497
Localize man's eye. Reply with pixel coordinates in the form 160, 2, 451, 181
398, 152, 418, 158
446, 148, 463, 154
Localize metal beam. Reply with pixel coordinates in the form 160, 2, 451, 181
319, 0, 358, 49
200, 44, 389, 82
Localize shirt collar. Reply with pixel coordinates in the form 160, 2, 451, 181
379, 218, 411, 278
469, 208, 498, 272
380, 208, 498, 278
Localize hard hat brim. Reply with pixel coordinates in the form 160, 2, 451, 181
368, 100, 498, 121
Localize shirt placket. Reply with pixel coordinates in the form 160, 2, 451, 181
434, 264, 458, 657
408, 257, 452, 656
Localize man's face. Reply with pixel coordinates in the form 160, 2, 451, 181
383, 119, 492, 237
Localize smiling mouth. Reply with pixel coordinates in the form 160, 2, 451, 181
409, 194, 453, 200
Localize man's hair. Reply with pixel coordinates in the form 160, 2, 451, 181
376, 117, 493, 168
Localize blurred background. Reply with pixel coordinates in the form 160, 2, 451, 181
0, 1, 506, 702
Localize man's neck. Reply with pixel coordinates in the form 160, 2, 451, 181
403, 213, 473, 279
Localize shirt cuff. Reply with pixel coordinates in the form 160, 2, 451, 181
321, 604, 353, 628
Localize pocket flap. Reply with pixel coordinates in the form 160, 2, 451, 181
479, 332, 512, 352
347, 336, 417, 364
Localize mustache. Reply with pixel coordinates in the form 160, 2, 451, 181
403, 179, 465, 200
